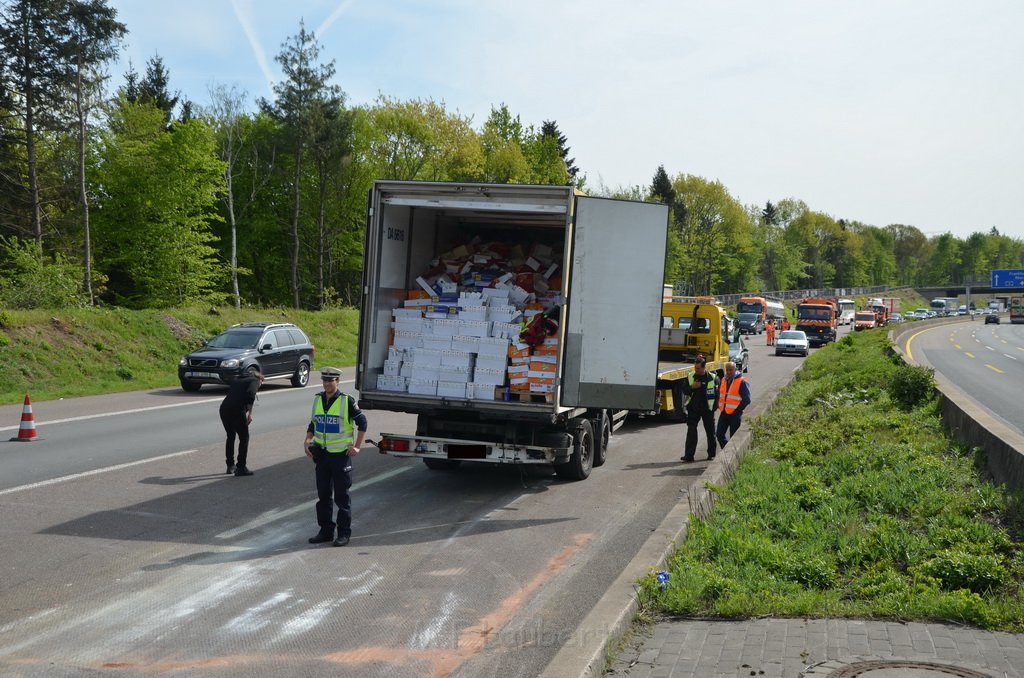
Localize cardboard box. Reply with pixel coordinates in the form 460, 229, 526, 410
392, 316, 430, 333
421, 335, 452, 351
471, 383, 499, 400
438, 381, 470, 398
491, 321, 521, 338
438, 366, 471, 383
487, 306, 518, 323
408, 379, 438, 396
412, 366, 440, 381
458, 305, 488, 321
451, 335, 480, 354
475, 354, 508, 371
530, 382, 556, 393
534, 342, 558, 356
383, 359, 402, 376
477, 336, 511, 357
473, 366, 506, 385
392, 330, 422, 349
461, 320, 492, 338
392, 307, 423, 318
410, 348, 443, 367
432, 318, 463, 337
529, 360, 557, 373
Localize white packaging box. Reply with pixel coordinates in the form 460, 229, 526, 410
507, 364, 529, 378
486, 306, 518, 324
471, 382, 498, 400
531, 243, 553, 260
462, 320, 492, 338
392, 316, 430, 333
477, 336, 511, 356
432, 318, 464, 337
393, 307, 423, 318
459, 291, 484, 305
482, 287, 511, 302
530, 382, 556, 393
490, 321, 521, 339
400, 362, 413, 377
388, 346, 408, 362
475, 354, 508, 371
451, 335, 480, 354
438, 366, 471, 383
531, 354, 558, 365
411, 366, 440, 381
376, 375, 407, 391
437, 381, 469, 398
510, 356, 532, 366
410, 348, 443, 367
525, 256, 541, 271
408, 379, 438, 396
383, 359, 402, 376
441, 350, 474, 369
458, 305, 488, 321
415, 276, 436, 295
421, 335, 452, 351
473, 366, 506, 385
392, 330, 422, 349
404, 298, 432, 307
438, 277, 458, 294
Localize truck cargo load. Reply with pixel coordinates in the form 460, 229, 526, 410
356, 181, 669, 480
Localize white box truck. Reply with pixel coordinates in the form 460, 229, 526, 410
355, 181, 669, 480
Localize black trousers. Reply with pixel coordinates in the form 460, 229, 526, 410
716, 410, 743, 449
219, 404, 249, 467
685, 407, 717, 460
315, 452, 353, 537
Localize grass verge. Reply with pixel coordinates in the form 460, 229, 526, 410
0, 306, 359, 404
642, 330, 1024, 631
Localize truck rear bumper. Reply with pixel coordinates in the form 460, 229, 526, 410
377, 432, 571, 465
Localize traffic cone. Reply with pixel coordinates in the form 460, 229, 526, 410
10, 393, 39, 442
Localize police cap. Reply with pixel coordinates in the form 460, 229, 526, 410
320, 367, 343, 380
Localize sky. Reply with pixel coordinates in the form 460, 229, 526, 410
106, 0, 1024, 239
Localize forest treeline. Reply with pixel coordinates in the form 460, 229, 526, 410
2, 0, 1021, 311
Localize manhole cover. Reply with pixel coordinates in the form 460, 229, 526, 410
827, 660, 993, 678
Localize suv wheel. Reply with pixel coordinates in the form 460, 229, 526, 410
291, 361, 310, 387
180, 379, 201, 392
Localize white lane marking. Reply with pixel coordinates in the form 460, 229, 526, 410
0, 449, 198, 497
0, 379, 352, 433
215, 465, 412, 539
1006, 354, 1017, 360
986, 346, 995, 351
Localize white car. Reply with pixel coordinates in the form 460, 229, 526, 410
775, 330, 810, 357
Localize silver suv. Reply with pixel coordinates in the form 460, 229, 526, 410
178, 322, 314, 391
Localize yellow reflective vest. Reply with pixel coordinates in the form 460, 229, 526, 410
686, 372, 718, 411
311, 393, 354, 453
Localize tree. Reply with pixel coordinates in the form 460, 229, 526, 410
649, 165, 674, 206
260, 22, 342, 308
0, 0, 70, 248
93, 99, 226, 307
65, 0, 126, 305
523, 123, 568, 185
480, 103, 529, 183
887, 224, 930, 286
127, 54, 179, 124
540, 119, 580, 186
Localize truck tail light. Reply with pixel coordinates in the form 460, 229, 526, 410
380, 437, 410, 452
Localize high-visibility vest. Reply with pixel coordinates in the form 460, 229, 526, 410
686, 372, 718, 411
311, 393, 354, 453
718, 376, 745, 414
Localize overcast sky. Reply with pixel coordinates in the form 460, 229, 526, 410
106, 0, 1024, 239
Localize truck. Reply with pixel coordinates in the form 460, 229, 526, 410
736, 296, 785, 335
837, 298, 856, 326
853, 310, 877, 331
795, 297, 838, 346
866, 297, 899, 327
929, 297, 958, 316
657, 297, 733, 416
356, 181, 669, 481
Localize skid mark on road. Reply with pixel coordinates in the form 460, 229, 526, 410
321, 532, 594, 677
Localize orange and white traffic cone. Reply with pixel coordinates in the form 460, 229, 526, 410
10, 393, 40, 442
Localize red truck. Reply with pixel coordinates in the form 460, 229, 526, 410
796, 297, 838, 346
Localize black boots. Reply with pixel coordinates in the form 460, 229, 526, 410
308, 529, 334, 544
332, 536, 350, 547
226, 462, 235, 474
234, 466, 253, 476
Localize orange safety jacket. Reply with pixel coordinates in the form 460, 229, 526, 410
718, 376, 746, 414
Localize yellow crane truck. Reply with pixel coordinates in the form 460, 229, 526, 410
654, 296, 735, 418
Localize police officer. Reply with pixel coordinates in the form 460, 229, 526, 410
680, 356, 718, 462
304, 367, 368, 547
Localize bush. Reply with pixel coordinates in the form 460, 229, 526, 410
887, 364, 935, 411
918, 549, 1008, 593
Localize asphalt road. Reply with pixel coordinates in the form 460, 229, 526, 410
901, 315, 1023, 435
0, 333, 833, 678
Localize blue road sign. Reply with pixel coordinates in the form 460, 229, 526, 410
991, 269, 1024, 288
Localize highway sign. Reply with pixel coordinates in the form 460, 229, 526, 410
991, 269, 1024, 288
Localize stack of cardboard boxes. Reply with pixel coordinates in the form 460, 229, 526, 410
375, 238, 562, 401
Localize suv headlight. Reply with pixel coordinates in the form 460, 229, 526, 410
220, 358, 240, 368
179, 357, 187, 366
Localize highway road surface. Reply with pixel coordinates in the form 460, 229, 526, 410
0, 332, 825, 678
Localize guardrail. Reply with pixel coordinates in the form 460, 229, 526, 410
889, 317, 1024, 490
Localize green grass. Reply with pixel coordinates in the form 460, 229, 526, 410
642, 331, 1024, 631
0, 306, 359, 404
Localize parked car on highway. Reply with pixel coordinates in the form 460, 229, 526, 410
890, 312, 903, 323
985, 313, 1000, 325
178, 322, 315, 392
775, 330, 810, 357
729, 334, 749, 373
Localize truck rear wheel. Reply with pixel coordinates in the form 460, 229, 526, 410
555, 419, 593, 481
591, 413, 611, 467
